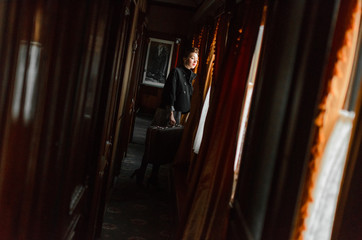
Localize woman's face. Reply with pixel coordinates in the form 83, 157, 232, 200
184, 52, 198, 69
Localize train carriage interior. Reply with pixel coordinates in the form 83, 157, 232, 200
0, 0, 361, 239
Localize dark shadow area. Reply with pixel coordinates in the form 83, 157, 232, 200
100, 113, 175, 240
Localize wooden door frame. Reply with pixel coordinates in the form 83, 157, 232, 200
85, 0, 137, 238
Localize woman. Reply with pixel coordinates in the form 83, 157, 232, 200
159, 47, 199, 125
132, 47, 199, 186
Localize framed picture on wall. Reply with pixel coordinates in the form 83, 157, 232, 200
142, 37, 174, 88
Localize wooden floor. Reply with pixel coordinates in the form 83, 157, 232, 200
100, 113, 176, 240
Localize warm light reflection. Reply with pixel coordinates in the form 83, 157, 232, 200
33, 7, 43, 42
12, 42, 41, 124
230, 25, 264, 203
300, 1, 361, 239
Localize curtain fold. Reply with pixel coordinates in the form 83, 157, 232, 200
175, 1, 265, 239
294, 0, 360, 238
193, 86, 211, 155
173, 20, 222, 223
174, 26, 210, 168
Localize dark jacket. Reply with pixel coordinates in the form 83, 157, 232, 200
160, 66, 197, 113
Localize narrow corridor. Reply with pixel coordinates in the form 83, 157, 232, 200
100, 113, 176, 240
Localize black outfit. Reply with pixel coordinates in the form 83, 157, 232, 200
132, 66, 197, 186
160, 65, 197, 113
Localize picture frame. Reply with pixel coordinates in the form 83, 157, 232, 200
142, 37, 174, 88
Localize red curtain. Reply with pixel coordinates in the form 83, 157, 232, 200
173, 24, 215, 219
175, 1, 265, 239
174, 26, 210, 165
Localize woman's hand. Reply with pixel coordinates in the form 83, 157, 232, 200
169, 111, 176, 126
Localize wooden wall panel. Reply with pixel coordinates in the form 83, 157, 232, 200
106, 0, 136, 192
0, 0, 129, 239
137, 84, 163, 114
118, 12, 148, 162
87, 1, 136, 238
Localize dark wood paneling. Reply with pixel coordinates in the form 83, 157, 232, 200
87, 1, 136, 238
119, 12, 147, 159
138, 84, 163, 114
106, 0, 136, 191
0, 0, 130, 239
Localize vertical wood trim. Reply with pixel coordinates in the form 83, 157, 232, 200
110, 1, 138, 178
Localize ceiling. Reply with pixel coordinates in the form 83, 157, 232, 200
149, 0, 225, 21
149, 0, 204, 9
